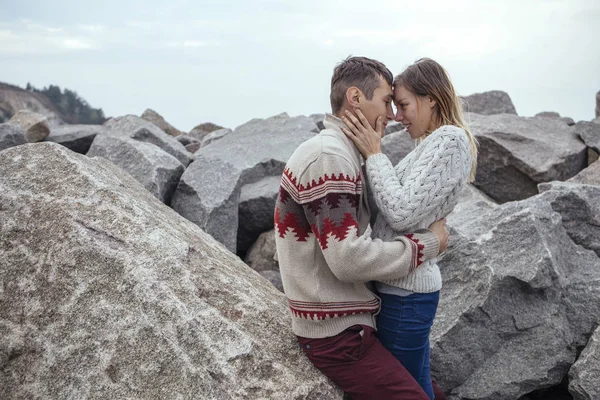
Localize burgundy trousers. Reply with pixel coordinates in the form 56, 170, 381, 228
298, 325, 446, 400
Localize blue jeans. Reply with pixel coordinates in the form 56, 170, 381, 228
376, 291, 440, 400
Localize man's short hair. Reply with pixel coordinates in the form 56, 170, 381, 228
330, 56, 393, 114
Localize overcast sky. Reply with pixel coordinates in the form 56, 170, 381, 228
1, 0, 599, 131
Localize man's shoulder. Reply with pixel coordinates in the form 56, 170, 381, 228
287, 129, 358, 175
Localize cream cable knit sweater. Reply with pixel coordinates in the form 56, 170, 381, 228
366, 125, 472, 294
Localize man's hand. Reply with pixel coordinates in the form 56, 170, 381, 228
428, 218, 449, 255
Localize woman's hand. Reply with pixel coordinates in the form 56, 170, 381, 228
340, 109, 384, 159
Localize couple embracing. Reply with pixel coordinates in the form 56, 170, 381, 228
274, 56, 478, 399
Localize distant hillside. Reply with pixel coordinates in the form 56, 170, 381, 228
0, 82, 107, 125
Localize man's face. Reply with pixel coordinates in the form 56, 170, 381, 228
357, 76, 394, 134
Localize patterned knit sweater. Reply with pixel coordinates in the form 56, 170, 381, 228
366, 125, 472, 294
274, 114, 441, 338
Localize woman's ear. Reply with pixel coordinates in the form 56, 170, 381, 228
428, 96, 437, 109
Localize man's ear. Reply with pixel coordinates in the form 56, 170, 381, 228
346, 87, 361, 108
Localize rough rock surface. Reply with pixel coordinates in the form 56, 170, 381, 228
8, 110, 50, 142
461, 90, 517, 115
468, 112, 587, 203
102, 115, 192, 166
237, 176, 281, 255
0, 123, 26, 151
141, 108, 184, 137
45, 124, 102, 154
87, 134, 184, 204
381, 130, 415, 166
433, 182, 600, 399
171, 114, 317, 253
0, 142, 341, 400
244, 230, 278, 273
569, 325, 600, 400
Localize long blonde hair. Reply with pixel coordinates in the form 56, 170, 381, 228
394, 58, 478, 182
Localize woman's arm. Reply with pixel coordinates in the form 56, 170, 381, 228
365, 127, 471, 232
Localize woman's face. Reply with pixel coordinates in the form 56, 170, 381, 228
393, 85, 435, 139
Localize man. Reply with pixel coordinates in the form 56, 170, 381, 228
274, 56, 449, 399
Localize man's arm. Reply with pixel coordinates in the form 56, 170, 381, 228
289, 153, 440, 283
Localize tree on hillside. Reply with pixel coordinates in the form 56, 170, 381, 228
27, 83, 107, 124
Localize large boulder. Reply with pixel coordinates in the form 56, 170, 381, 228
461, 90, 517, 115
237, 176, 281, 255
569, 325, 600, 400
534, 111, 575, 126
45, 124, 102, 154
568, 160, 600, 186
575, 121, 600, 153
538, 181, 600, 258
446, 184, 498, 239
0, 142, 340, 400
469, 112, 588, 203
171, 114, 318, 253
381, 130, 415, 166
0, 123, 26, 151
200, 128, 231, 148
8, 110, 50, 142
259, 270, 284, 293
141, 108, 184, 137
244, 229, 279, 273
87, 134, 184, 204
189, 122, 224, 141
102, 115, 192, 166
432, 182, 600, 400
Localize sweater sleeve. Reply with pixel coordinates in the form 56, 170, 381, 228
365, 126, 471, 232
296, 152, 440, 283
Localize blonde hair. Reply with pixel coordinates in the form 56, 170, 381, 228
394, 58, 478, 182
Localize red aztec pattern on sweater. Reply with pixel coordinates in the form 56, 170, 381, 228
288, 298, 379, 320
405, 233, 425, 273
275, 169, 361, 250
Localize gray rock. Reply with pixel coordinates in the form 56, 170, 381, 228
468, 112, 587, 203
310, 113, 325, 131
0, 142, 340, 400
575, 121, 600, 153
534, 111, 575, 126
171, 114, 318, 253
45, 124, 102, 154
175, 134, 198, 146
385, 121, 405, 135
569, 325, 600, 400
245, 229, 278, 273
596, 90, 600, 118
381, 130, 415, 166
568, 160, 600, 186
431, 182, 600, 399
593, 117, 600, 125
200, 128, 231, 148
102, 115, 192, 166
87, 134, 184, 204
461, 90, 518, 115
141, 108, 183, 137
537, 181, 600, 258
446, 184, 498, 239
189, 122, 224, 141
185, 142, 201, 153
535, 111, 561, 118
8, 110, 50, 142
259, 270, 284, 293
0, 123, 26, 151
237, 176, 281, 255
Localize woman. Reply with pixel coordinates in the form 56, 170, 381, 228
340, 58, 478, 399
